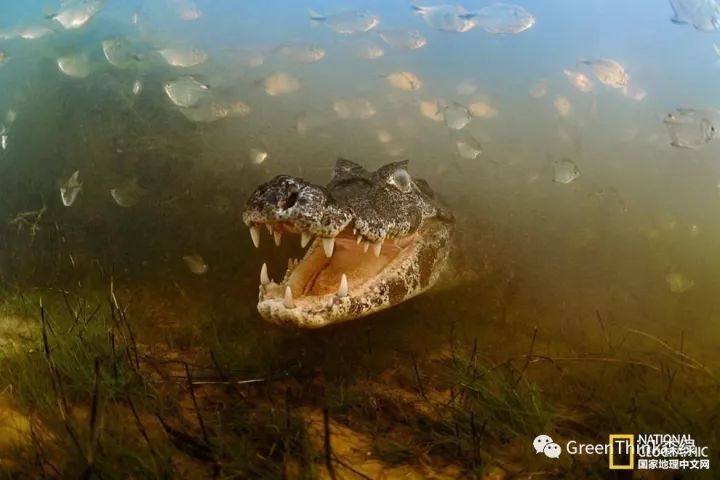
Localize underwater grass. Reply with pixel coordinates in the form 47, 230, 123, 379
1, 285, 718, 479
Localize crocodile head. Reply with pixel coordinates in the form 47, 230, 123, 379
242, 158, 455, 328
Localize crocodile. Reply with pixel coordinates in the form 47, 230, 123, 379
242, 158, 455, 328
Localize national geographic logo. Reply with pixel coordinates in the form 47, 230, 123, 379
608, 434, 635, 470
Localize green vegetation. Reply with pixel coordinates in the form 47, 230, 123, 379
0, 287, 717, 479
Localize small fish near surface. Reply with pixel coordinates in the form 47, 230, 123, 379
0, 49, 9, 67
442, 102, 472, 130
578, 58, 629, 88
378, 29, 427, 50
664, 107, 718, 149
60, 170, 82, 207
263, 72, 300, 96
472, 3, 536, 34
168, 0, 203, 21
102, 37, 141, 68
386, 71, 423, 91
50, 0, 103, 30
411, 4, 477, 32
668, 0, 720, 31
158, 47, 208, 67
308, 9, 380, 34
0, 124, 8, 150
563, 69, 593, 93
110, 178, 145, 207
274, 43, 326, 63
553, 157, 580, 184
164, 75, 211, 107
333, 99, 376, 119
455, 135, 483, 159
183, 254, 209, 275
180, 99, 232, 123
354, 41, 385, 60
57, 54, 92, 78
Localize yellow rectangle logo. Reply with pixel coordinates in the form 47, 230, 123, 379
609, 434, 635, 470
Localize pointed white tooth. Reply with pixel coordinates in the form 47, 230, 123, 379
363, 242, 369, 253
266, 224, 273, 234
353, 228, 357, 235
337, 274, 348, 297
283, 286, 295, 309
322, 237, 335, 257
373, 240, 383, 257
260, 263, 270, 285
250, 225, 261, 248
274, 231, 282, 246
301, 232, 312, 248
356, 235, 362, 245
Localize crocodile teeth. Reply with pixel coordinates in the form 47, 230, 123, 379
301, 232, 312, 248
273, 231, 282, 246
337, 274, 348, 297
373, 240, 383, 257
266, 224, 273, 234
283, 286, 295, 309
249, 225, 260, 248
260, 262, 270, 285
322, 237, 335, 258
363, 242, 369, 253
356, 235, 362, 245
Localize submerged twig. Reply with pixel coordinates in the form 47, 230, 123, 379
411, 353, 428, 402
323, 407, 336, 480
625, 328, 713, 377
190, 377, 265, 386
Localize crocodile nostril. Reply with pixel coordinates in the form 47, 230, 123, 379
280, 190, 299, 209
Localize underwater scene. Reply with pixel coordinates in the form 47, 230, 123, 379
0, 0, 719, 478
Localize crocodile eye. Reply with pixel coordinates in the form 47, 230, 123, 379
388, 169, 413, 193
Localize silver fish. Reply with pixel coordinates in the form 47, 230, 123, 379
473, 3, 536, 34
249, 148, 268, 165
379, 29, 427, 49
308, 9, 380, 34
102, 37, 138, 68
158, 47, 208, 67
553, 158, 580, 184
132, 79, 143, 95
274, 43, 326, 63
263, 72, 299, 96
57, 54, 92, 78
411, 4, 477, 33
333, 99, 376, 119
60, 170, 82, 207
455, 136, 483, 159
180, 99, 231, 123
0, 124, 8, 150
354, 41, 385, 60
578, 58, 629, 88
183, 254, 209, 275
164, 76, 210, 107
669, 0, 720, 31
110, 178, 145, 207
19, 24, 54, 40
664, 108, 718, 149
168, 0, 202, 21
442, 102, 472, 130
51, 0, 103, 30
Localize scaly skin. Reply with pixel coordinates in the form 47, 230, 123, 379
242, 158, 455, 328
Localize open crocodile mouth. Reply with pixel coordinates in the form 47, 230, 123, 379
247, 219, 447, 328
242, 159, 455, 328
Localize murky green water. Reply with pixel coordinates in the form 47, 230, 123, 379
0, 0, 719, 478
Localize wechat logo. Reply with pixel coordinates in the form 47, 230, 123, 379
533, 434, 562, 459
